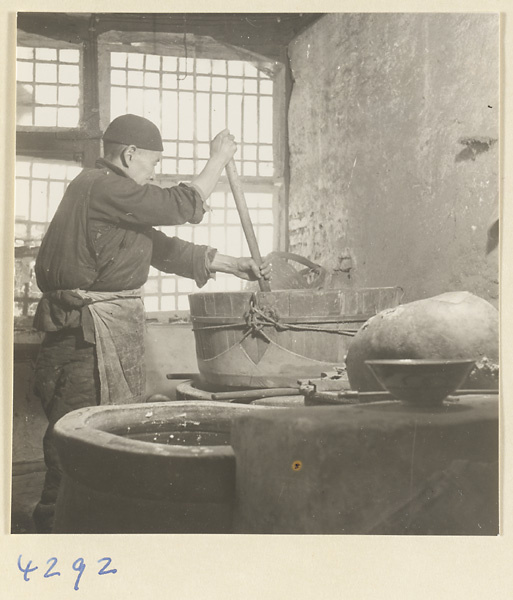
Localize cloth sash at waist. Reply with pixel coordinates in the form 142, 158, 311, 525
73, 289, 145, 406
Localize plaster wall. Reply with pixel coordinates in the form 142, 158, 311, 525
287, 13, 499, 305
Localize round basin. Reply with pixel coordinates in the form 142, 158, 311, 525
52, 401, 263, 533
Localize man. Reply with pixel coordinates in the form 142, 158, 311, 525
31, 114, 271, 533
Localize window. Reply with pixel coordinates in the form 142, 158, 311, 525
14, 157, 83, 317
109, 52, 274, 178
15, 157, 82, 246
16, 46, 81, 128
103, 47, 280, 313
15, 30, 91, 325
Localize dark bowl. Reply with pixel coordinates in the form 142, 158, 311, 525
365, 359, 477, 405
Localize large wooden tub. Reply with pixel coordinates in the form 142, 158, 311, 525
189, 287, 403, 388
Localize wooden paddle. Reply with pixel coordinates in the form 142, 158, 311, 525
225, 159, 271, 292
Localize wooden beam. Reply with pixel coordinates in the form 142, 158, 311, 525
17, 13, 90, 43
17, 12, 324, 62
81, 15, 102, 166
16, 131, 91, 163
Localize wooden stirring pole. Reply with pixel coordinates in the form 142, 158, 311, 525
225, 159, 271, 292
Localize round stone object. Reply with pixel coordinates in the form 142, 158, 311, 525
346, 291, 499, 392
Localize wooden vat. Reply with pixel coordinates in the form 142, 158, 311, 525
189, 287, 403, 388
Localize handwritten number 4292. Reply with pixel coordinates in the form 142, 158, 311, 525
18, 555, 117, 591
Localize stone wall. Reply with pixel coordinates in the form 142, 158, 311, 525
288, 13, 499, 305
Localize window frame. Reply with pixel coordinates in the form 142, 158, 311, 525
16, 28, 102, 168
16, 32, 84, 133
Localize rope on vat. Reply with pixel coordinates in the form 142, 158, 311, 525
192, 293, 358, 342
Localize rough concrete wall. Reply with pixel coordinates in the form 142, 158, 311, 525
288, 13, 499, 305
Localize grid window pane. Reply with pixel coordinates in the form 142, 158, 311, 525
161, 278, 176, 293
35, 84, 57, 105
17, 45, 81, 128
178, 92, 194, 139
197, 143, 210, 158
163, 141, 177, 157
176, 295, 189, 310
144, 278, 159, 294
143, 89, 161, 122
58, 86, 80, 106
228, 78, 243, 93
144, 296, 160, 312
144, 71, 160, 88
14, 157, 83, 316
34, 106, 57, 126
244, 63, 260, 78
227, 95, 242, 141
210, 207, 226, 225
59, 48, 80, 63
259, 97, 273, 144
17, 46, 34, 60
17, 61, 33, 82
211, 77, 227, 92
226, 208, 242, 224
242, 162, 257, 176
16, 180, 30, 219
211, 93, 227, 135
180, 143, 194, 158
260, 80, 273, 95
228, 61, 244, 76
161, 158, 176, 173
259, 162, 274, 176
15, 157, 82, 245
178, 159, 194, 173
128, 70, 144, 86
211, 60, 227, 75
57, 107, 80, 127
128, 53, 144, 69
243, 96, 258, 143
35, 63, 57, 83
244, 79, 258, 94
59, 64, 79, 84
259, 145, 273, 161
178, 75, 194, 91
224, 228, 244, 256
255, 225, 274, 255
112, 69, 126, 85
145, 54, 161, 71
176, 278, 195, 293
196, 95, 210, 141
161, 296, 178, 311
110, 87, 127, 119
36, 48, 57, 61
17, 108, 33, 127
196, 76, 211, 91
111, 52, 127, 68
127, 87, 144, 113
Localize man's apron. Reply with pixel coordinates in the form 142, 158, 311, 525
75, 288, 146, 405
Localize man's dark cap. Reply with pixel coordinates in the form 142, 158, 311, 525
103, 114, 164, 151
